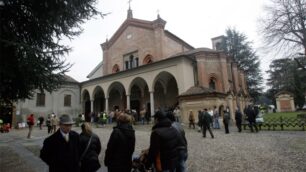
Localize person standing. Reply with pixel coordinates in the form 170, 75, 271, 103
146, 111, 180, 172
213, 106, 220, 129
197, 110, 203, 132
140, 108, 146, 125
27, 114, 35, 139
51, 114, 59, 133
235, 108, 242, 132
104, 113, 135, 172
173, 106, 181, 122
188, 110, 195, 129
167, 111, 188, 172
79, 122, 101, 172
46, 116, 52, 134
201, 109, 214, 138
246, 105, 258, 132
40, 114, 80, 172
223, 109, 230, 134
38, 115, 44, 130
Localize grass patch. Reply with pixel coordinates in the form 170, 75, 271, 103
263, 112, 301, 118
259, 112, 306, 131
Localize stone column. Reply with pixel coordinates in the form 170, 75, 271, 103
105, 97, 109, 113
227, 95, 234, 123
126, 94, 131, 110
150, 91, 154, 116
90, 99, 94, 113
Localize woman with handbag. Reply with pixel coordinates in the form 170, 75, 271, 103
79, 122, 101, 172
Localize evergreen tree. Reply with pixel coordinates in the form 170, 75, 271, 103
266, 58, 306, 108
221, 28, 263, 100
0, 0, 102, 104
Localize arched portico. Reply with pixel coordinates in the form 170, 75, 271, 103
81, 89, 91, 122
153, 71, 179, 111
92, 86, 105, 115
128, 77, 150, 121
107, 82, 126, 111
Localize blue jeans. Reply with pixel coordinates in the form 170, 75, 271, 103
176, 150, 187, 172
213, 118, 220, 129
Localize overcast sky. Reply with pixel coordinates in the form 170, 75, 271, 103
65, 0, 270, 83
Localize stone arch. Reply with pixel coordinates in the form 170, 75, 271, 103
92, 86, 105, 114
112, 64, 120, 73
107, 81, 126, 111
81, 89, 91, 121
128, 77, 150, 118
143, 54, 153, 64
152, 71, 179, 110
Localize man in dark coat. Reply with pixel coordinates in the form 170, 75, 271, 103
104, 113, 135, 172
146, 110, 180, 172
246, 105, 258, 132
235, 108, 242, 132
40, 114, 80, 172
201, 108, 214, 138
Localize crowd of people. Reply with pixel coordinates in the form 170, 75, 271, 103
24, 104, 261, 172
37, 110, 188, 172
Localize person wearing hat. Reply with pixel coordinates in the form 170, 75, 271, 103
146, 110, 180, 172
40, 114, 80, 172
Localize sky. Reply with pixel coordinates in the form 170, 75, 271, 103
65, 0, 270, 83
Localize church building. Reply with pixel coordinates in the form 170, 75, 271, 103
13, 7, 250, 125
80, 7, 250, 123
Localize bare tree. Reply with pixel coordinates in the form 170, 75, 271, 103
260, 0, 306, 57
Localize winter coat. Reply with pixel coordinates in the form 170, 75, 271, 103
148, 118, 180, 171
171, 122, 188, 153
201, 111, 213, 126
246, 107, 256, 122
223, 112, 230, 124
79, 132, 101, 172
104, 123, 135, 170
197, 111, 203, 127
40, 129, 80, 172
235, 111, 242, 123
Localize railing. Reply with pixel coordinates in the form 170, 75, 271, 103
242, 114, 306, 131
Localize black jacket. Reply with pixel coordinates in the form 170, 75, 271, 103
80, 132, 101, 172
235, 110, 242, 123
148, 118, 180, 170
104, 123, 135, 170
201, 111, 213, 126
172, 122, 188, 152
40, 129, 80, 172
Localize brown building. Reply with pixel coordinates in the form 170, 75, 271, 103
81, 8, 250, 123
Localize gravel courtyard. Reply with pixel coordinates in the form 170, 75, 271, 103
0, 124, 305, 172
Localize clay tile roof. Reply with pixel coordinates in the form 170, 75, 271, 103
180, 86, 215, 96
63, 75, 79, 83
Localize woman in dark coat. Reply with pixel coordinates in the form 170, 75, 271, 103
80, 122, 101, 172
104, 113, 135, 172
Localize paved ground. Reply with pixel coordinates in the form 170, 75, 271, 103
0, 124, 305, 172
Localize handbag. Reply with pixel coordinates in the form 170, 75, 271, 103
79, 135, 92, 166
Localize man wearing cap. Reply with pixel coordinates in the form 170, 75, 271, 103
40, 114, 80, 172
146, 110, 180, 172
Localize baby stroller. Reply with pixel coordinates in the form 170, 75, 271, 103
132, 149, 152, 172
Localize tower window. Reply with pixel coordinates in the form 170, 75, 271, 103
209, 78, 216, 90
